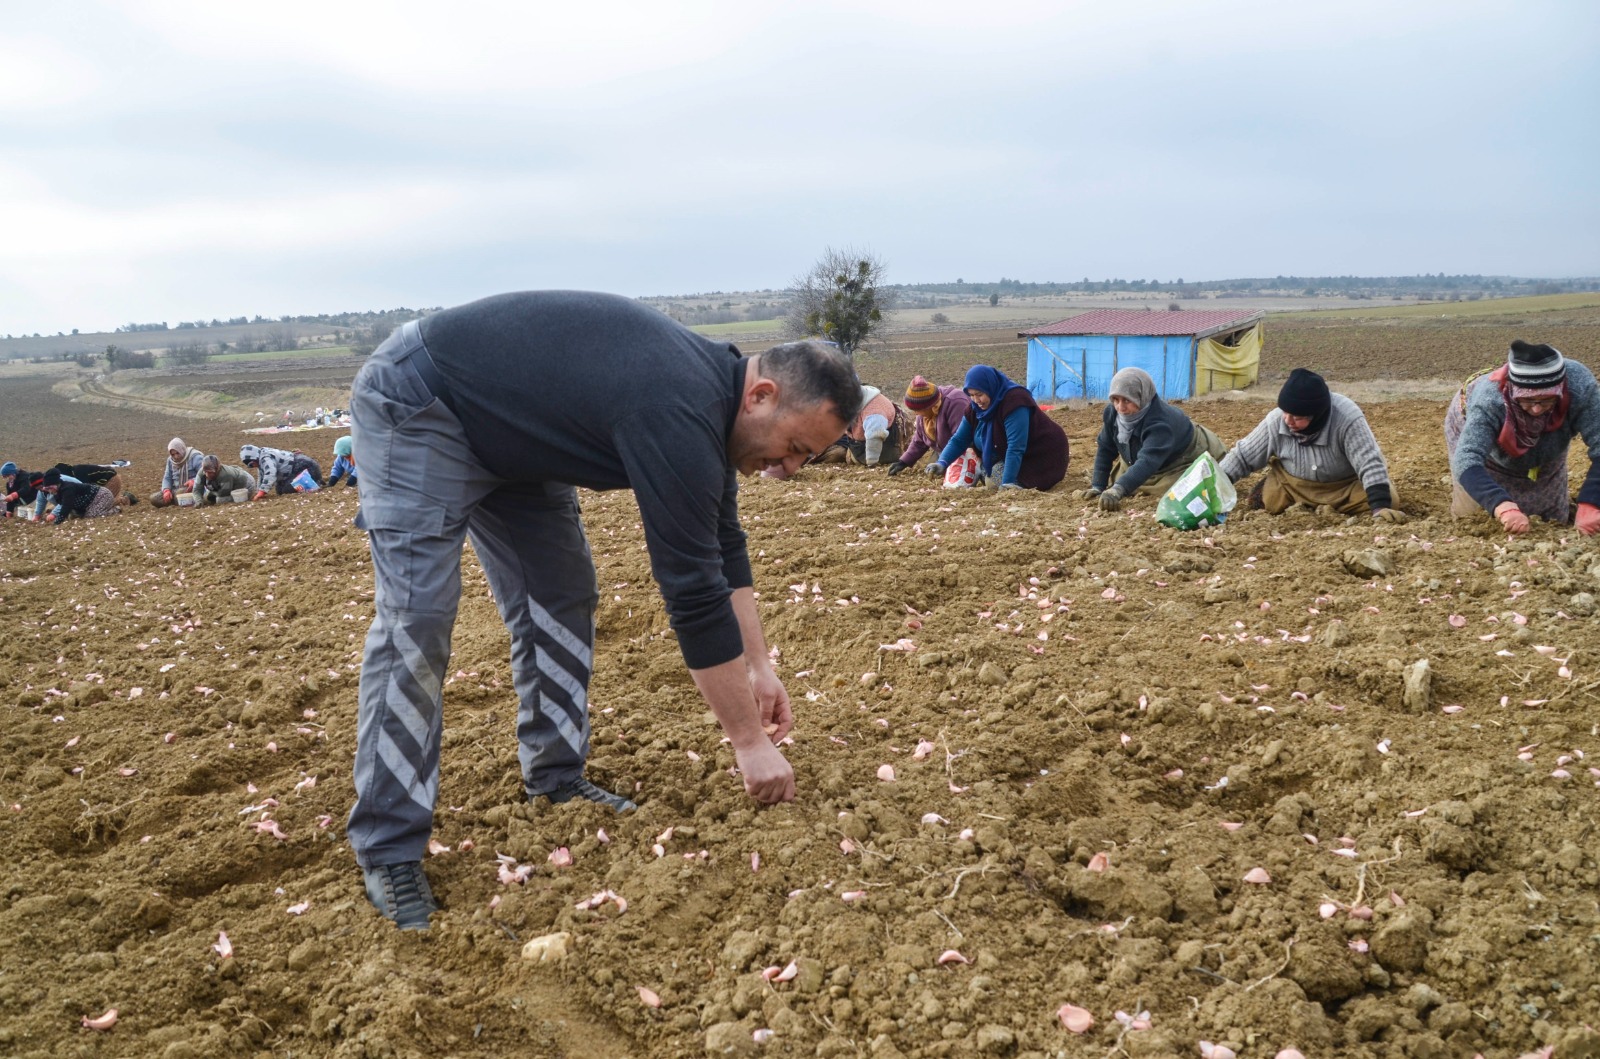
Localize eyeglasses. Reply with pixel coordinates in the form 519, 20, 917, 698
1514, 396, 1557, 413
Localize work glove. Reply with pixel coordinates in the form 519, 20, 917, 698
885, 461, 906, 477
986, 469, 1004, 492
926, 462, 946, 478
1576, 502, 1600, 537
345, 479, 358, 489
162, 489, 173, 503
184, 479, 195, 491
1077, 486, 1102, 501
1098, 485, 1126, 511
998, 482, 1022, 492
44, 513, 56, 523
253, 490, 268, 501
1493, 501, 1530, 534
1372, 507, 1408, 524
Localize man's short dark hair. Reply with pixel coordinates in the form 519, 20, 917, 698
760, 340, 863, 424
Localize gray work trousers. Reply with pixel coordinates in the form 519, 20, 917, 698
346, 324, 599, 869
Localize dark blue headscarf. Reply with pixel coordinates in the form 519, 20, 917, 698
963, 365, 1024, 474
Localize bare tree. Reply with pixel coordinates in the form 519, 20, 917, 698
784, 246, 894, 358
264, 324, 299, 352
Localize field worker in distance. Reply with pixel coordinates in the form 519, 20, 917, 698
813, 383, 911, 467
150, 437, 206, 507
1446, 340, 1600, 535
1082, 366, 1225, 510
240, 443, 324, 499
327, 435, 359, 488
928, 365, 1068, 491
3, 461, 46, 518
886, 375, 971, 476
38, 468, 121, 522
196, 455, 258, 505
49, 462, 132, 506
346, 291, 859, 931
1220, 368, 1403, 522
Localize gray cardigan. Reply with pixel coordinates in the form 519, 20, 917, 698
1221, 393, 1393, 509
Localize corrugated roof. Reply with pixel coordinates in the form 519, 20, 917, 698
1019, 308, 1262, 339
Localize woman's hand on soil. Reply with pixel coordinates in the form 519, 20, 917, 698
1098, 485, 1125, 511
925, 462, 945, 477
1494, 502, 1530, 534
735, 741, 796, 804
1373, 507, 1407, 523
1076, 486, 1102, 500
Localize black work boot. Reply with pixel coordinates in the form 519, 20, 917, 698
542, 777, 637, 813
362, 861, 437, 931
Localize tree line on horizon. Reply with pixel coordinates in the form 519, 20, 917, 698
4, 272, 1595, 352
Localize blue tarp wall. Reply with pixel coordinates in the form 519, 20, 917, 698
1026, 334, 1198, 403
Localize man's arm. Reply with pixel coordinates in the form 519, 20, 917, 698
1219, 412, 1273, 483
690, 646, 795, 805
730, 586, 792, 742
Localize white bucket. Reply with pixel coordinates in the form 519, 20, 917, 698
175, 492, 197, 507
231, 488, 250, 503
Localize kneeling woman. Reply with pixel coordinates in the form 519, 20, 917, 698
1446, 340, 1600, 535
40, 469, 121, 522
1085, 367, 1225, 510
931, 366, 1068, 490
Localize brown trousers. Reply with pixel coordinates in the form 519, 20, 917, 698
1260, 457, 1387, 515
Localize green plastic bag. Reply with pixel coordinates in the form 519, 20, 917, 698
1156, 452, 1237, 530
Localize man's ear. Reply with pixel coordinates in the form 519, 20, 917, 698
745, 376, 780, 413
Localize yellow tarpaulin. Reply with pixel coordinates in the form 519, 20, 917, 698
1194, 322, 1262, 395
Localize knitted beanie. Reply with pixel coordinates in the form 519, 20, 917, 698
904, 376, 939, 411
1506, 340, 1565, 388
1277, 368, 1331, 418
1, 461, 15, 478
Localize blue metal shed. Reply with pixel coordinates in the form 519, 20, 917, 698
1020, 308, 1264, 403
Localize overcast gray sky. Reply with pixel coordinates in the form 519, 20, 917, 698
2, 0, 1595, 335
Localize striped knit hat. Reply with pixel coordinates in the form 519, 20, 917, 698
904, 376, 939, 411
1507, 340, 1565, 388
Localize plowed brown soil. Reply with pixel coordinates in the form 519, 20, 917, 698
2, 318, 1598, 1059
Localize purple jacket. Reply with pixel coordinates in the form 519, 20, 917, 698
899, 386, 972, 466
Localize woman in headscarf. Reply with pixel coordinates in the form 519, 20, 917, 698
50, 462, 129, 504
930, 365, 1068, 491
327, 435, 359, 488
3, 461, 45, 517
149, 437, 206, 506
39, 468, 121, 522
1083, 367, 1226, 510
888, 376, 971, 477
1446, 340, 1600, 535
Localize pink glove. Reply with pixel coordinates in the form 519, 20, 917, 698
253, 490, 268, 501
44, 513, 56, 523
162, 489, 173, 503
1494, 501, 1530, 534
1576, 502, 1600, 537
184, 479, 195, 490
